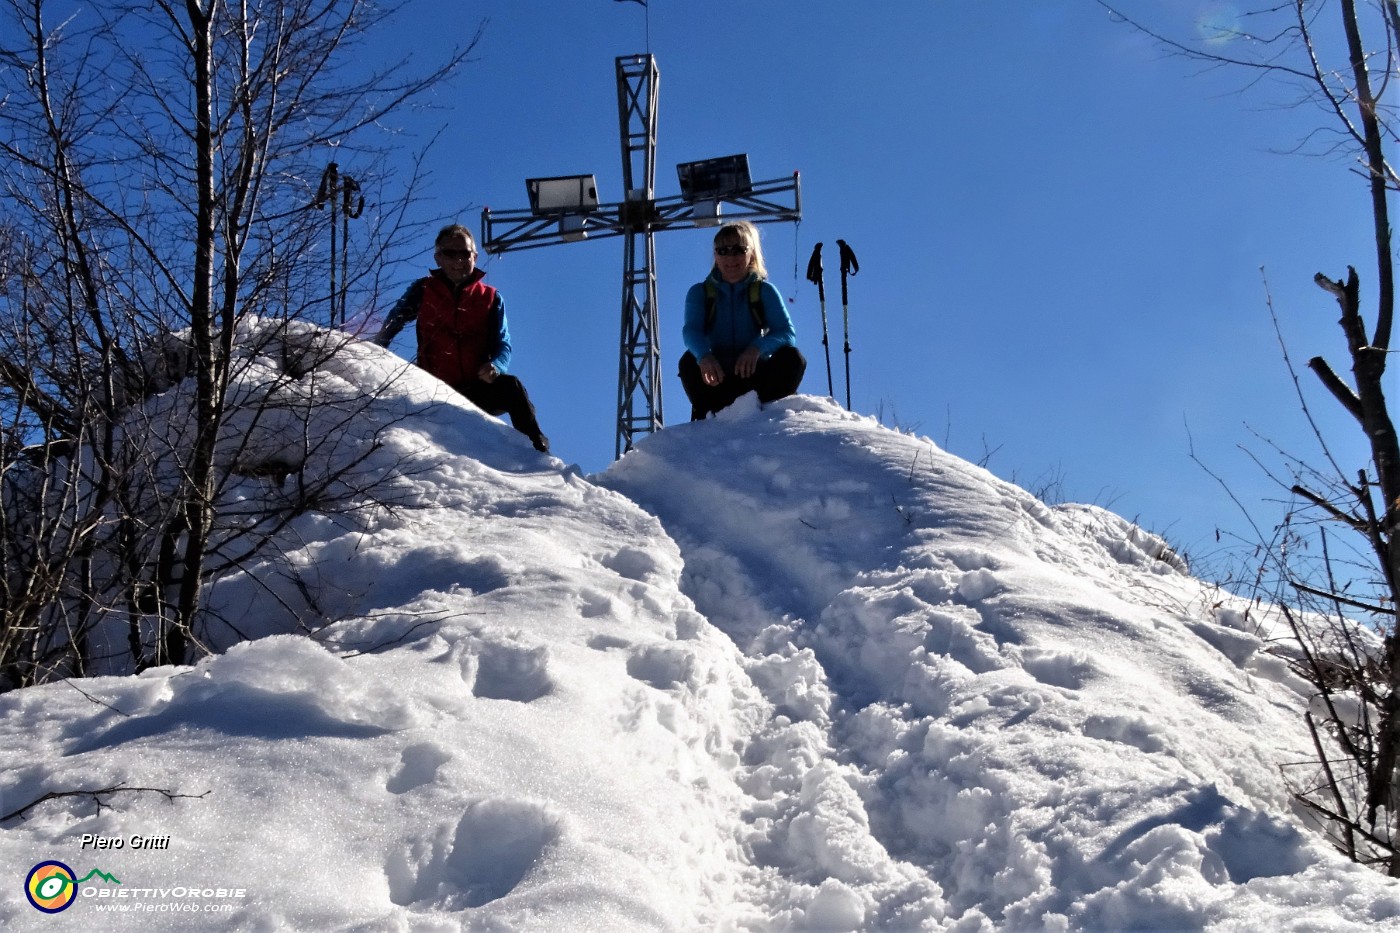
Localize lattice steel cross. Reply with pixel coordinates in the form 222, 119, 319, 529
482, 54, 801, 459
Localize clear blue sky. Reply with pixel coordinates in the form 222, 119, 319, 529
368, 1, 1379, 573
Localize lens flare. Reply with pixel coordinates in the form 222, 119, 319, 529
1196, 3, 1243, 46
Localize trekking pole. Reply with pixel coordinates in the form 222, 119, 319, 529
805, 242, 834, 398
315, 163, 341, 327
837, 239, 859, 409
339, 173, 365, 328
315, 163, 365, 329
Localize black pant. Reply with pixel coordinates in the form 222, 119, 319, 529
678, 346, 806, 420
452, 374, 548, 451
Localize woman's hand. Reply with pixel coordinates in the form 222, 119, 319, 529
734, 346, 760, 379
699, 355, 725, 386
478, 363, 498, 383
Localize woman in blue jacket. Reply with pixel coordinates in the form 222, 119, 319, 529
679, 221, 806, 420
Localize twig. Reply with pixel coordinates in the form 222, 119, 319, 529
2, 784, 210, 824
64, 680, 132, 717
316, 613, 461, 658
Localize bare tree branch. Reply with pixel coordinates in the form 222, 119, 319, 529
1, 783, 210, 824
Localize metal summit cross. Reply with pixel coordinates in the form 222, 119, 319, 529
481, 54, 802, 459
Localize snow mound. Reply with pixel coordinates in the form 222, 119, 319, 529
2, 338, 1398, 930
598, 394, 1400, 930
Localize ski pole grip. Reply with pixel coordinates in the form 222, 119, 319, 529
806, 242, 825, 298
836, 239, 858, 277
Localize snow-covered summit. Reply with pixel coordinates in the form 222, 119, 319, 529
599, 395, 1391, 929
2, 331, 1398, 930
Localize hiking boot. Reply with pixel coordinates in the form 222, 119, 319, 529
531, 433, 550, 453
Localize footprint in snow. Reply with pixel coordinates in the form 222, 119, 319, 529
386, 798, 563, 909
467, 641, 553, 702
626, 644, 695, 691
1020, 648, 1099, 691
600, 546, 665, 583
387, 742, 452, 794
587, 633, 631, 651
578, 588, 616, 619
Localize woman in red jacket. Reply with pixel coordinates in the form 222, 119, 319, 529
375, 224, 549, 453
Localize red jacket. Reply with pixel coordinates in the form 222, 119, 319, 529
376, 268, 512, 386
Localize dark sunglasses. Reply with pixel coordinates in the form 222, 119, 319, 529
714, 245, 748, 257
438, 248, 475, 259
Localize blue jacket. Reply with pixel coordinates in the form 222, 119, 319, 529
682, 271, 796, 368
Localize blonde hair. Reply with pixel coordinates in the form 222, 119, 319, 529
714, 221, 767, 280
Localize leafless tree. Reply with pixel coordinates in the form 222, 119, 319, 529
1103, 0, 1400, 874
0, 0, 480, 689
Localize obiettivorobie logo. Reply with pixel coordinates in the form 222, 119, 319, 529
25, 861, 122, 914
24, 858, 248, 916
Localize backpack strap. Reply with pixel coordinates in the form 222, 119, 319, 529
704, 279, 767, 333
748, 280, 766, 331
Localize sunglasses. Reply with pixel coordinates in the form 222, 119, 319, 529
438, 248, 475, 259
714, 245, 749, 257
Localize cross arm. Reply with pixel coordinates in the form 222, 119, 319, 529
481, 173, 802, 255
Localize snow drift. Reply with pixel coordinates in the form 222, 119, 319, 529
2, 325, 1399, 931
